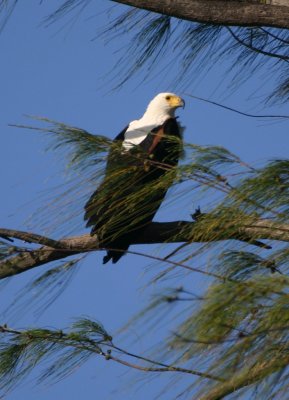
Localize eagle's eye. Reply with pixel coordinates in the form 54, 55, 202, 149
165, 95, 171, 100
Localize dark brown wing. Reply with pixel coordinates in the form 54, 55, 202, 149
84, 118, 182, 264
84, 125, 128, 226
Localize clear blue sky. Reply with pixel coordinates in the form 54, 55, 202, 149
1, 1, 289, 399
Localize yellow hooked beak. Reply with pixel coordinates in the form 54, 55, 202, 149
166, 95, 185, 109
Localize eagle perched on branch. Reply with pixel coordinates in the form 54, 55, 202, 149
84, 93, 185, 263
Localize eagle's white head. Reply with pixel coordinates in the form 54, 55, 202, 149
146, 92, 185, 117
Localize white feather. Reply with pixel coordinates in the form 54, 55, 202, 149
122, 92, 181, 150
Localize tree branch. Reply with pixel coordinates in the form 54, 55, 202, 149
112, 0, 289, 29
0, 324, 221, 382
0, 218, 288, 279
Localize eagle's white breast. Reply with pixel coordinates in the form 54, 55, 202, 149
123, 116, 169, 150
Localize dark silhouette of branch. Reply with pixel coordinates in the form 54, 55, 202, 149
185, 94, 289, 120
112, 0, 289, 30
1, 217, 289, 279
226, 26, 289, 63
260, 27, 289, 45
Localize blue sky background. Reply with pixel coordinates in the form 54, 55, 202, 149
1, 1, 289, 399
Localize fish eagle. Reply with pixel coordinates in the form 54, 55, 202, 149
84, 93, 185, 263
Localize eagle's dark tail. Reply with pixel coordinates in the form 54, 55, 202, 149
100, 234, 132, 264
103, 249, 125, 264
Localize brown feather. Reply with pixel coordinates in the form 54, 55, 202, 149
148, 126, 165, 154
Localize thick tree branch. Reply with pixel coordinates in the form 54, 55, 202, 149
0, 218, 288, 279
112, 0, 289, 29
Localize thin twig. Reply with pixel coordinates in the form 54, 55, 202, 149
185, 93, 289, 120
0, 324, 221, 381
259, 28, 289, 46
226, 26, 289, 63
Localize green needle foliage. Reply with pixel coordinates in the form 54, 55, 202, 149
1, 1, 289, 102
236, 160, 289, 220
2, 1, 289, 398
14, 117, 111, 172
0, 319, 111, 394
169, 275, 289, 399
101, 7, 289, 103
0, 0, 18, 33
0, 117, 288, 398
3, 258, 82, 319
42, 1, 289, 101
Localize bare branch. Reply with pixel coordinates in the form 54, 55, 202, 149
0, 228, 66, 248
112, 0, 289, 29
1, 217, 289, 279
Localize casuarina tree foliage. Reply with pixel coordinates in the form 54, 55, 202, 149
1, 1, 289, 399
